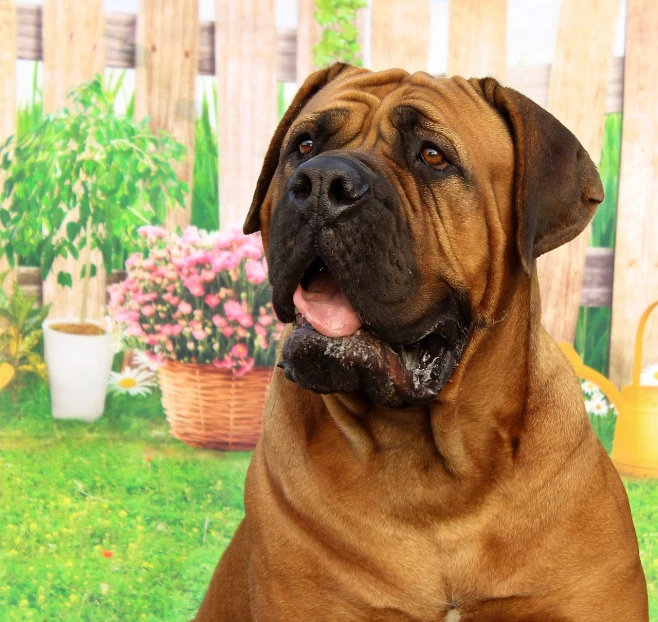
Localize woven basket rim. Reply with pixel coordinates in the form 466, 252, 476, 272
161, 360, 274, 372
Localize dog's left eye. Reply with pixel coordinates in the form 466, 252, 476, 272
420, 145, 449, 170
298, 138, 314, 156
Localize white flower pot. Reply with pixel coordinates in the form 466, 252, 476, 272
43, 318, 115, 421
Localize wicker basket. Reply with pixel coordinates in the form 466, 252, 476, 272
158, 361, 273, 451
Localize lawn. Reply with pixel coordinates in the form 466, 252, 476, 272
0, 378, 656, 621
0, 380, 251, 621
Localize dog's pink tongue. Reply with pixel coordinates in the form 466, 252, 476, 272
293, 273, 362, 338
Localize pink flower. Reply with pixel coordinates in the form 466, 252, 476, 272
193, 329, 207, 340
240, 244, 262, 261
170, 296, 180, 307
205, 294, 220, 308
125, 323, 144, 337
258, 315, 273, 327
224, 299, 243, 322
221, 326, 235, 338
115, 311, 139, 323
125, 255, 140, 269
245, 259, 266, 284
188, 285, 205, 297
238, 314, 253, 328
178, 301, 193, 315
142, 259, 155, 270
212, 358, 233, 369
235, 358, 255, 377
212, 314, 227, 328
183, 226, 201, 243
254, 324, 267, 337
138, 225, 168, 240
171, 324, 184, 336
200, 269, 216, 282
231, 344, 248, 359
142, 305, 155, 318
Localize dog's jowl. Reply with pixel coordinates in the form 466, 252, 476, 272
194, 65, 649, 622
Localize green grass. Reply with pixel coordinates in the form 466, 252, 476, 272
0, 377, 656, 620
0, 380, 251, 621
574, 113, 622, 375
191, 85, 219, 232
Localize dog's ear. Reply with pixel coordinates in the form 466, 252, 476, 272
243, 63, 366, 235
471, 77, 604, 275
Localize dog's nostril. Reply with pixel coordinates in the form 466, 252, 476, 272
328, 177, 368, 206
291, 173, 313, 200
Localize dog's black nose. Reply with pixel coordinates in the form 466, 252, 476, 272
289, 155, 370, 225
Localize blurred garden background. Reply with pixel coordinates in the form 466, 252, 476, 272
1, 0, 657, 620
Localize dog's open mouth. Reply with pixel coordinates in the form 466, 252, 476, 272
279, 257, 468, 408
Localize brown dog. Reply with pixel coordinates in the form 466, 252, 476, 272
194, 64, 648, 621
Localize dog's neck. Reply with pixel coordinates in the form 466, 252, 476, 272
269, 270, 583, 479
263, 268, 588, 509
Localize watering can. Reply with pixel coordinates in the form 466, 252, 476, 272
559, 301, 658, 479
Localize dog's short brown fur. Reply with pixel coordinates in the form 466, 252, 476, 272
195, 65, 648, 621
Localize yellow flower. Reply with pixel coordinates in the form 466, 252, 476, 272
29, 522, 37, 531
65, 560, 74, 568
19, 599, 28, 608
69, 593, 79, 603
119, 510, 128, 518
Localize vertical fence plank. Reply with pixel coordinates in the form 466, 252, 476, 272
136, 0, 199, 230
446, 0, 507, 80
41, 0, 105, 321
297, 0, 322, 83
215, 0, 277, 229
0, 0, 16, 295
536, 0, 620, 346
370, 0, 430, 73
610, 0, 658, 386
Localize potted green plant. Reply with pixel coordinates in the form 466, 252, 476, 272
0, 75, 188, 421
0, 271, 51, 391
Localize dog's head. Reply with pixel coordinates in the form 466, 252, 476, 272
245, 64, 603, 408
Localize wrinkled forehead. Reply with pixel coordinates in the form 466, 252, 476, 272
290, 69, 513, 167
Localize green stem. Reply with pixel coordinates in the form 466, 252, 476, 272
80, 220, 92, 325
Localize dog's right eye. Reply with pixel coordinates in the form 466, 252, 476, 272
298, 138, 314, 155
420, 145, 449, 171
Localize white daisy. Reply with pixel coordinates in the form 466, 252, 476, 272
107, 367, 156, 397
580, 380, 598, 394
585, 394, 609, 418
640, 364, 658, 387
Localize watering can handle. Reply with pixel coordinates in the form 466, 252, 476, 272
632, 301, 658, 386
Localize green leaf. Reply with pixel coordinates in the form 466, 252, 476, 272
41, 242, 55, 279
66, 221, 80, 242
57, 271, 73, 289
18, 329, 42, 355
80, 264, 97, 279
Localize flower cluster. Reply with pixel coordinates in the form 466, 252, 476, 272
640, 364, 658, 387
581, 379, 617, 418
108, 226, 285, 376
